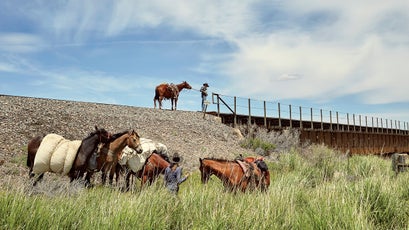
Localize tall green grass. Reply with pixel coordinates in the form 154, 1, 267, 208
2, 145, 409, 229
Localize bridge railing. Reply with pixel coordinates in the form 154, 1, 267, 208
211, 93, 409, 135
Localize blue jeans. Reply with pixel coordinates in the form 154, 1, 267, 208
202, 95, 207, 111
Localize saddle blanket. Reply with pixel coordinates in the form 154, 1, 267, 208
119, 138, 167, 173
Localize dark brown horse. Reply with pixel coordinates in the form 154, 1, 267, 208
26, 126, 111, 186
153, 81, 192, 110
90, 130, 143, 186
199, 157, 269, 192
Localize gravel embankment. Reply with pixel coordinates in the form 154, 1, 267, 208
0, 94, 250, 187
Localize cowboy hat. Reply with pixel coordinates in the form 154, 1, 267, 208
170, 152, 184, 164
203, 83, 209, 87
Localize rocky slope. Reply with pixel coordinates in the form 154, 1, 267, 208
0, 94, 251, 187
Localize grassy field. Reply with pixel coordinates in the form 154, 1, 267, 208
2, 145, 409, 229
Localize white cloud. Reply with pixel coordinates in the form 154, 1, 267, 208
0, 33, 44, 53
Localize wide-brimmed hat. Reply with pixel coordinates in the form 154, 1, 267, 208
203, 83, 209, 87
170, 152, 184, 164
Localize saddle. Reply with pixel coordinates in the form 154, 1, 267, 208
236, 160, 256, 178
167, 83, 179, 98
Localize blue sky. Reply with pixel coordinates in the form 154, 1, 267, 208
1, 0, 409, 127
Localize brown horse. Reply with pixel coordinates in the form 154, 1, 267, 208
118, 152, 170, 191
153, 81, 192, 110
90, 130, 143, 185
199, 157, 269, 192
26, 126, 111, 186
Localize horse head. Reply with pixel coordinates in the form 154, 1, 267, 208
127, 130, 143, 154
182, 81, 192, 90
94, 126, 111, 144
199, 158, 211, 184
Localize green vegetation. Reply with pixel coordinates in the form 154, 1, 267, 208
2, 145, 409, 229
240, 137, 276, 152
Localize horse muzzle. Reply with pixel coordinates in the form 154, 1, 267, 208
134, 145, 143, 154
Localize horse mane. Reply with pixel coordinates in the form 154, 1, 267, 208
153, 150, 170, 162
109, 130, 129, 141
202, 157, 233, 163
85, 128, 108, 140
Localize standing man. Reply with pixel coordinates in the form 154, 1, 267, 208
200, 83, 209, 112
164, 152, 189, 195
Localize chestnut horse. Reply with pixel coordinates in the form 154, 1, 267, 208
199, 157, 269, 192
118, 152, 170, 191
153, 81, 192, 110
26, 126, 111, 186
90, 130, 143, 185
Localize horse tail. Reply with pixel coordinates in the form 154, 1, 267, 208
154, 88, 160, 100
27, 135, 43, 168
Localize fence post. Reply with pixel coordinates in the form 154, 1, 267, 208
353, 114, 356, 132
336, 111, 339, 131
359, 115, 362, 132
391, 120, 393, 134
248, 98, 251, 125
216, 94, 220, 117
376, 118, 379, 133
289, 104, 292, 129
329, 111, 332, 131
234, 96, 237, 128
278, 103, 281, 128
299, 106, 303, 129
347, 113, 350, 131
310, 108, 313, 130
365, 116, 368, 132
263, 101, 267, 128
320, 109, 323, 130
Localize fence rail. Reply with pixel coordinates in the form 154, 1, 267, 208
211, 93, 409, 134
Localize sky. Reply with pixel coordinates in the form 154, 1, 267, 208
1, 0, 409, 128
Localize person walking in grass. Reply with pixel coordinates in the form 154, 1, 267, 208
164, 152, 189, 195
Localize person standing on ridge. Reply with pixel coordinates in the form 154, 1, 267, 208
200, 83, 209, 112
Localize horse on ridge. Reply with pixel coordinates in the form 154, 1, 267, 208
153, 81, 192, 110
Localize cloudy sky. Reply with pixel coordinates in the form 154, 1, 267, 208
1, 0, 408, 127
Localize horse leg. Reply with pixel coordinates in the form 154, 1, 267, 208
159, 97, 164, 109
84, 172, 94, 187
29, 168, 35, 178
109, 170, 114, 186
174, 98, 178, 110
32, 173, 44, 186
101, 170, 107, 185
125, 172, 132, 191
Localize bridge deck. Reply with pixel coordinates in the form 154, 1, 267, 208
209, 112, 409, 155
